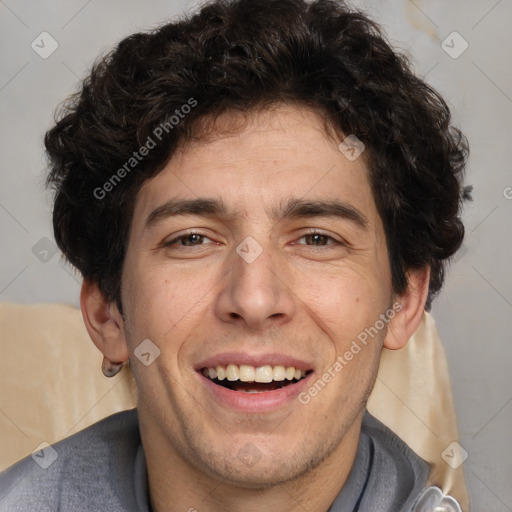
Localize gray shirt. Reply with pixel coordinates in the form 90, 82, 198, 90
0, 409, 432, 511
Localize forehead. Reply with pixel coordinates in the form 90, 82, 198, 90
132, 105, 378, 227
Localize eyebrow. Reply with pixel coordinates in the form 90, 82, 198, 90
146, 198, 232, 227
273, 199, 368, 229
145, 197, 368, 230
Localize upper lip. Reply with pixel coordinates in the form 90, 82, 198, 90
194, 352, 314, 372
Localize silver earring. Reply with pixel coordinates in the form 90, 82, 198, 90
101, 357, 124, 377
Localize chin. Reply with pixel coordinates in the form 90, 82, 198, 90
185, 430, 342, 490
207, 455, 313, 489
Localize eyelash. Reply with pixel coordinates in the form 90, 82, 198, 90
164, 231, 212, 247
295, 230, 341, 247
164, 230, 342, 248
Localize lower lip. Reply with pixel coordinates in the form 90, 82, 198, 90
199, 373, 313, 413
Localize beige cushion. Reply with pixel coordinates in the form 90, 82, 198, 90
0, 302, 468, 509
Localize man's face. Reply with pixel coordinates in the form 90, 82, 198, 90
120, 105, 394, 487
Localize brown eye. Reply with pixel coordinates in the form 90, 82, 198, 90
303, 233, 331, 246
165, 232, 213, 247
295, 232, 340, 246
180, 234, 205, 246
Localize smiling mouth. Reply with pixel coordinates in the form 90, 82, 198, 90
201, 364, 312, 393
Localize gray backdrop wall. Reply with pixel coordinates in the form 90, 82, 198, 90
1, 0, 511, 509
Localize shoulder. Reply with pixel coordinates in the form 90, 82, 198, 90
0, 409, 141, 512
362, 411, 429, 481
360, 413, 462, 512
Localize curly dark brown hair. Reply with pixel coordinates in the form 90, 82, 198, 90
45, 0, 470, 311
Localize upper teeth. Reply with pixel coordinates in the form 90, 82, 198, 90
202, 364, 306, 383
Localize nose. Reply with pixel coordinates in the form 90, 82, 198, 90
214, 239, 296, 330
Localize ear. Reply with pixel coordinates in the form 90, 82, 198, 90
80, 280, 130, 364
384, 266, 430, 350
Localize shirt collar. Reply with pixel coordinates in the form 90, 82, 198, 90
133, 411, 429, 512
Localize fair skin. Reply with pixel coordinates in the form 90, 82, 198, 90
82, 105, 429, 512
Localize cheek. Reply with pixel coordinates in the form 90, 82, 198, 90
122, 260, 218, 349
297, 274, 388, 419
300, 267, 389, 346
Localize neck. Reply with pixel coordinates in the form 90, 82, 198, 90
142, 412, 363, 512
